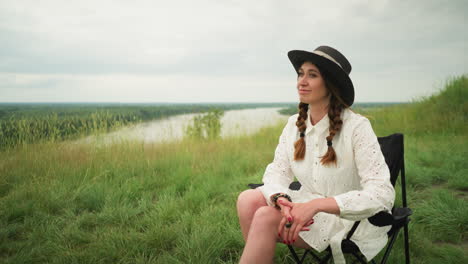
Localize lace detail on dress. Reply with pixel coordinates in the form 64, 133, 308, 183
333, 117, 395, 221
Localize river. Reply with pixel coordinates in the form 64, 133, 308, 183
76, 107, 290, 145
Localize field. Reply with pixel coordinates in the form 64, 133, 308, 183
0, 75, 467, 263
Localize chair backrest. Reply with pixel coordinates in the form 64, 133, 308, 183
377, 133, 407, 208
377, 133, 404, 187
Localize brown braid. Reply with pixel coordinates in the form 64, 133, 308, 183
320, 96, 344, 166
293, 102, 308, 160
320, 75, 348, 166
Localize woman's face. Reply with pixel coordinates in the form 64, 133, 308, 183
297, 62, 330, 105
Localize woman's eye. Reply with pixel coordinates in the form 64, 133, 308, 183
297, 72, 316, 78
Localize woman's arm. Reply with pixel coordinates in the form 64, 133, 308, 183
258, 116, 295, 207
315, 197, 341, 215
332, 118, 395, 221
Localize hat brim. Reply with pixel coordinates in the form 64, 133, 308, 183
288, 50, 355, 106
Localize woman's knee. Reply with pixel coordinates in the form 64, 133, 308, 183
237, 189, 267, 210
251, 206, 281, 226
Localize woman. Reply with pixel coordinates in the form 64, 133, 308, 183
236, 46, 395, 264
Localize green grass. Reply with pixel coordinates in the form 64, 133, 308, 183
0, 131, 278, 263
0, 75, 467, 263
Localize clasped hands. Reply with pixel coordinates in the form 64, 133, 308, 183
277, 198, 319, 245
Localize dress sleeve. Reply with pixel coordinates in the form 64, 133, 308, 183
332, 118, 395, 221
258, 121, 295, 207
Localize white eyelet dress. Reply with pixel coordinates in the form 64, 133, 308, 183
258, 106, 395, 264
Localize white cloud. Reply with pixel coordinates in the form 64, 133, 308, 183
0, 0, 466, 102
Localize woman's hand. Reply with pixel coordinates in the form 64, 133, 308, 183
277, 198, 314, 244
278, 199, 320, 244
277, 197, 293, 223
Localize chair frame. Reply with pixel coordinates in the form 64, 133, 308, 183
248, 133, 412, 264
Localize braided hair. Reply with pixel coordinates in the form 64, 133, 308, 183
293, 69, 349, 166
293, 102, 308, 159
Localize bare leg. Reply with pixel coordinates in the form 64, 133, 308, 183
236, 189, 267, 241
239, 205, 282, 264
236, 189, 312, 264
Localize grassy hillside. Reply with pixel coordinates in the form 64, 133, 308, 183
367, 74, 468, 136
0, 75, 467, 263
361, 75, 468, 263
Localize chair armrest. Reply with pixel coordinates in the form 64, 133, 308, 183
248, 183, 264, 189
392, 207, 413, 224
368, 207, 413, 227
368, 211, 394, 227
247, 181, 302, 190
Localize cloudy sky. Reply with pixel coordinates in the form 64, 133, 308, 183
1, 0, 467, 103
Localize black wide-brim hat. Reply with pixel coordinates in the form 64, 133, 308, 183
288, 46, 355, 106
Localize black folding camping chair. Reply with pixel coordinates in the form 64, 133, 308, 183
248, 133, 412, 264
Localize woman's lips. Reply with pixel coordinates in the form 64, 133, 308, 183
299, 89, 311, 94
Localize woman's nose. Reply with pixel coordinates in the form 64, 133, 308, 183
298, 75, 307, 86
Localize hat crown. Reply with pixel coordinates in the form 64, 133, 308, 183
314, 46, 352, 74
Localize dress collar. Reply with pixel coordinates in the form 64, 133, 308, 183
305, 104, 330, 136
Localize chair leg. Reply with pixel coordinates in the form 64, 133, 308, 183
288, 242, 385, 264
287, 245, 303, 264
300, 250, 309, 263
319, 252, 332, 264
351, 252, 368, 264
404, 222, 410, 264
305, 249, 324, 263
380, 229, 400, 264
